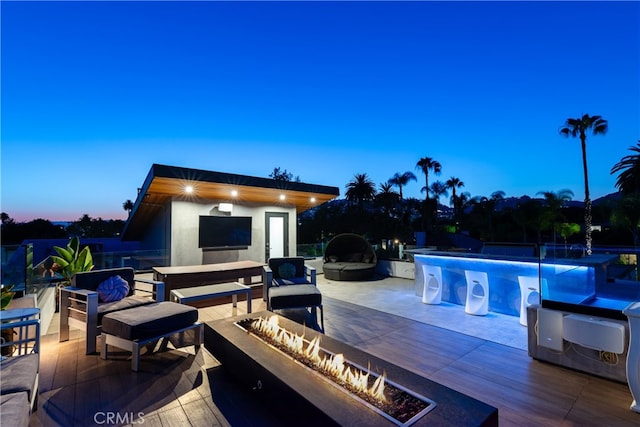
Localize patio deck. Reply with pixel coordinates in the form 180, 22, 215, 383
29, 275, 639, 426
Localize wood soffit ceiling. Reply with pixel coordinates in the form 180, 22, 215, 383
145, 176, 338, 211
122, 164, 340, 240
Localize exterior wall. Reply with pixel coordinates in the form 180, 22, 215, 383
168, 199, 297, 266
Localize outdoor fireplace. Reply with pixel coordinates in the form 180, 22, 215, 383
204, 311, 498, 426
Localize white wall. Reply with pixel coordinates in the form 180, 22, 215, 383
169, 199, 296, 266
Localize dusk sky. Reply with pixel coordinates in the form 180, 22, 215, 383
2, 1, 639, 223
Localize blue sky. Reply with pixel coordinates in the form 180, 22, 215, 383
2, 1, 639, 222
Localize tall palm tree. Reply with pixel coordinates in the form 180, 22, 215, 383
345, 173, 376, 209
560, 113, 608, 255
388, 171, 417, 199
610, 141, 640, 195
416, 157, 442, 201
445, 176, 465, 220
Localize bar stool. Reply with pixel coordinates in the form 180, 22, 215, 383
421, 264, 443, 305
464, 270, 489, 316
517, 276, 540, 326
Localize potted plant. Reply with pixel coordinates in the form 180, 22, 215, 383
1, 285, 16, 356
1, 285, 15, 311
51, 237, 94, 311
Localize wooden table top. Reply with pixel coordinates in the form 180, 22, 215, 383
153, 260, 264, 276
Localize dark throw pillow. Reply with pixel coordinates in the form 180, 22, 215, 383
97, 275, 130, 303
277, 262, 297, 279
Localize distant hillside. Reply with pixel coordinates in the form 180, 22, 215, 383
495, 191, 622, 211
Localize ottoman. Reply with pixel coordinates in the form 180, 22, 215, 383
100, 302, 202, 371
268, 284, 324, 332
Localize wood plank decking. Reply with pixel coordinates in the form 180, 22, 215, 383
29, 289, 639, 426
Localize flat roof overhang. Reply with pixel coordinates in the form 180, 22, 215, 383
121, 164, 340, 240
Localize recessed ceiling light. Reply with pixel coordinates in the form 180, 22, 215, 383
185, 185, 194, 194
310, 197, 316, 203
279, 194, 286, 201
231, 190, 238, 197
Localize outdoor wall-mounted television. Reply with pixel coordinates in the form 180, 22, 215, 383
198, 215, 252, 249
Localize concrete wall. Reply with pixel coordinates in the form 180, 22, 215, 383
168, 199, 297, 266
376, 259, 415, 280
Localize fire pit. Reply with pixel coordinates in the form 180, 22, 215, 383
237, 315, 435, 425
204, 311, 498, 426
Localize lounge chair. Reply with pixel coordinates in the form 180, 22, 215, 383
59, 267, 165, 354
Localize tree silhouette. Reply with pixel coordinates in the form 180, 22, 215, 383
345, 173, 376, 210
416, 157, 442, 201
611, 195, 640, 249
375, 182, 399, 218
429, 181, 449, 207
122, 200, 134, 216
560, 114, 608, 254
269, 167, 300, 182
445, 176, 465, 222
512, 198, 543, 243
1, 212, 13, 225
536, 189, 574, 243
469, 191, 505, 241
611, 141, 640, 195
557, 223, 581, 257
388, 171, 417, 199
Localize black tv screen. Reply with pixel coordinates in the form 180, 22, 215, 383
198, 216, 252, 248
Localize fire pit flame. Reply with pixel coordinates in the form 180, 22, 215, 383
251, 315, 388, 404
237, 315, 437, 425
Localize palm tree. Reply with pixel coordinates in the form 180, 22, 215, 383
537, 189, 573, 213
388, 171, 417, 199
375, 182, 400, 218
429, 181, 449, 207
610, 143, 640, 252
445, 176, 465, 221
610, 141, 640, 195
345, 173, 376, 209
469, 191, 505, 241
512, 198, 543, 243
416, 157, 442, 201
560, 114, 608, 254
536, 189, 574, 243
122, 200, 134, 216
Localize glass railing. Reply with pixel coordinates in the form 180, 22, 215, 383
296, 243, 326, 258
1, 244, 28, 293
2, 247, 169, 301
4, 240, 637, 320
